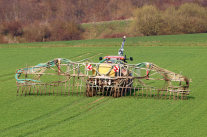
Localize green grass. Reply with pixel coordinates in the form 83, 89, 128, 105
0, 33, 207, 137
1, 33, 207, 48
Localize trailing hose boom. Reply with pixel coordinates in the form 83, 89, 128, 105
15, 36, 191, 100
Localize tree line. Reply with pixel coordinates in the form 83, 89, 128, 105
0, 0, 206, 43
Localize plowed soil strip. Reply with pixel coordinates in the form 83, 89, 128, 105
88, 97, 105, 105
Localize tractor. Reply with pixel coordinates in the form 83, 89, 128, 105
86, 36, 134, 97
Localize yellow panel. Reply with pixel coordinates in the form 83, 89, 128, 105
92, 64, 115, 77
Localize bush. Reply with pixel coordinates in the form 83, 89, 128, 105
20, 21, 84, 42
130, 3, 207, 36
23, 23, 51, 42
1, 21, 23, 37
177, 3, 207, 33
130, 5, 163, 36
0, 34, 7, 43
50, 21, 84, 41
162, 7, 181, 34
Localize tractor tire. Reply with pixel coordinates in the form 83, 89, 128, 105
113, 88, 121, 98
86, 84, 96, 97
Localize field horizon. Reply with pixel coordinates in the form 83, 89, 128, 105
1, 33, 207, 48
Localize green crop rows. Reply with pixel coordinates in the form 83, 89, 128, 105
0, 33, 207, 137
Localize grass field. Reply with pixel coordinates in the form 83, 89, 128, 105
0, 33, 207, 137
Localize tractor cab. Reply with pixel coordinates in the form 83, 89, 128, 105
95, 36, 133, 76
98, 36, 133, 63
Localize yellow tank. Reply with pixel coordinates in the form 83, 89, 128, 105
92, 64, 115, 77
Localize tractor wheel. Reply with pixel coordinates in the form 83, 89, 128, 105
86, 84, 96, 97
113, 88, 121, 98
87, 91, 95, 97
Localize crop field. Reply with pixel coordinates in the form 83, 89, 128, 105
0, 33, 207, 137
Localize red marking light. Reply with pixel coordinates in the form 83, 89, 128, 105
113, 66, 119, 72
104, 56, 124, 60
86, 65, 92, 71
